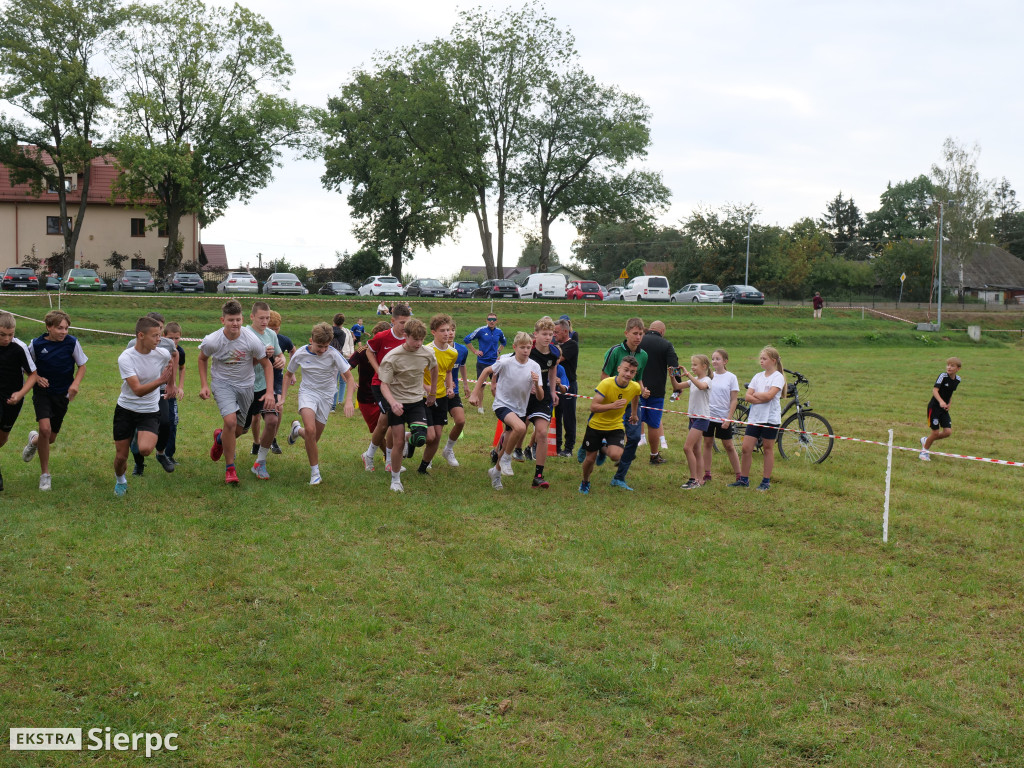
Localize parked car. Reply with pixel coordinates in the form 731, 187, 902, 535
670, 283, 724, 303
721, 284, 765, 305
621, 275, 671, 302
1, 266, 40, 290
262, 272, 305, 295
405, 278, 448, 297
472, 279, 520, 299
63, 268, 105, 291
116, 269, 158, 292
358, 275, 404, 296
318, 281, 358, 296
518, 272, 567, 299
216, 272, 259, 293
602, 285, 624, 301
566, 280, 604, 300
44, 275, 62, 291
447, 281, 479, 298
163, 271, 204, 292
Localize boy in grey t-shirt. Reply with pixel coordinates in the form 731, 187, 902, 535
198, 300, 274, 485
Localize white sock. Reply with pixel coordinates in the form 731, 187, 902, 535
257, 447, 269, 462
446, 439, 456, 450
311, 464, 320, 476
392, 471, 402, 482
366, 443, 378, 458
386, 447, 392, 464
116, 474, 127, 484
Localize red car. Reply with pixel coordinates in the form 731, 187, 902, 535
566, 280, 604, 300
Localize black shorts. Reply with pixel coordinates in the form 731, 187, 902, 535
447, 394, 464, 412
582, 426, 624, 453
526, 394, 554, 422
928, 406, 952, 430
0, 395, 24, 433
426, 397, 449, 427
243, 389, 277, 430
744, 423, 779, 441
702, 421, 735, 440
32, 388, 71, 434
113, 404, 160, 442
386, 398, 428, 428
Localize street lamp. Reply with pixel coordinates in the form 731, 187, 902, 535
744, 218, 752, 287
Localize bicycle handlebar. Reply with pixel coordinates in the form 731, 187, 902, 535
783, 369, 809, 384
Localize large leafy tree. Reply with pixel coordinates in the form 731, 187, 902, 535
113, 0, 308, 272
862, 175, 935, 249
990, 177, 1024, 258
0, 0, 126, 264
820, 191, 869, 259
513, 68, 668, 271
320, 67, 474, 278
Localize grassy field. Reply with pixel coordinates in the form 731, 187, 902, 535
1, 294, 1022, 766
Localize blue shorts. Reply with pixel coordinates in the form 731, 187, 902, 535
494, 406, 525, 425
639, 396, 664, 428
688, 417, 710, 432
745, 423, 779, 441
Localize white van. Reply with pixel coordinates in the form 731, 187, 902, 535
518, 272, 567, 299
621, 275, 671, 302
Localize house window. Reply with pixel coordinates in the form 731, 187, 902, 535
47, 178, 73, 193
46, 216, 72, 235
131, 218, 146, 237
157, 224, 168, 238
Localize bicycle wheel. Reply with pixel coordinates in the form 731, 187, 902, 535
778, 411, 834, 464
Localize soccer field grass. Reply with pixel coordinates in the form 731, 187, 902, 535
1, 294, 1022, 766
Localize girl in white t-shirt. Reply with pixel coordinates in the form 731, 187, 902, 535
677, 354, 712, 490
701, 349, 741, 484
730, 346, 785, 491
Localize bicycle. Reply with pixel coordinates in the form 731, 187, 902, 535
732, 369, 834, 464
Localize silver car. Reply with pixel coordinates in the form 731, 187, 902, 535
217, 272, 259, 293
670, 283, 724, 303
262, 272, 304, 295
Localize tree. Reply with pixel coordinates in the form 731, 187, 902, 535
105, 250, 128, 272
513, 68, 668, 271
930, 138, 994, 296
518, 233, 558, 268
862, 175, 935, 249
0, 0, 126, 263
872, 239, 934, 302
321, 67, 473, 277
678, 203, 781, 288
820, 192, 869, 259
572, 219, 688, 285
334, 248, 388, 286
990, 177, 1024, 259
112, 0, 308, 272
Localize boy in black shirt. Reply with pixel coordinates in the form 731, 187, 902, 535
920, 357, 962, 461
0, 311, 39, 491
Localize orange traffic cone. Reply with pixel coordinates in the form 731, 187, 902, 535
546, 419, 558, 457
492, 418, 505, 447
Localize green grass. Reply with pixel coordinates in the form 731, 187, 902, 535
1, 294, 1022, 766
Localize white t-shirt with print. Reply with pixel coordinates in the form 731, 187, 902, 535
199, 327, 266, 389
117, 345, 172, 412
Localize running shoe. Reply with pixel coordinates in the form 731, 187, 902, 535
557, 450, 572, 459
225, 466, 240, 485
156, 454, 175, 473
577, 447, 586, 464
490, 448, 499, 465
488, 466, 503, 490
531, 475, 549, 489
210, 428, 223, 461
499, 454, 514, 476
660, 436, 668, 450
638, 434, 647, 447
595, 449, 607, 466
680, 479, 701, 490
114, 481, 128, 497
22, 430, 38, 462
39, 473, 52, 491
523, 445, 535, 461
310, 473, 322, 486
441, 446, 459, 467
132, 462, 144, 477
288, 420, 301, 445
755, 481, 771, 492
610, 478, 634, 491
270, 439, 282, 455
727, 478, 750, 487
390, 478, 404, 493
649, 452, 667, 465
579, 480, 590, 494
251, 461, 270, 480
919, 436, 930, 461
362, 452, 376, 471
512, 448, 525, 462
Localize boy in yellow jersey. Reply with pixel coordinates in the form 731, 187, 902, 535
410, 314, 458, 474
579, 356, 641, 495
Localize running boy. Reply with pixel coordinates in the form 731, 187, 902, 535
579, 357, 641, 495
522, 316, 560, 488
0, 311, 38, 491
469, 332, 543, 491
361, 304, 412, 472
377, 318, 438, 492
282, 322, 355, 485
112, 316, 173, 497
22, 309, 87, 491
440, 322, 471, 467
245, 302, 284, 479
198, 300, 275, 485
160, 322, 186, 465
920, 357, 962, 461
413, 314, 457, 474
127, 312, 179, 476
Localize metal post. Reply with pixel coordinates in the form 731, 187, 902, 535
937, 203, 944, 331
744, 219, 751, 287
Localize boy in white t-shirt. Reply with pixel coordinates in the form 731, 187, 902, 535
198, 300, 275, 485
112, 316, 172, 497
282, 322, 355, 485
730, 346, 785, 492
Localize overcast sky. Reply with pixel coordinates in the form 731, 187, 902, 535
201, 0, 1024, 278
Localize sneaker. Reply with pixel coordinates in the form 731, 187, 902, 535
251, 461, 270, 480
532, 475, 549, 489
114, 481, 128, 497
523, 445, 535, 461
362, 451, 376, 471
225, 466, 240, 485
489, 448, 499, 465
250, 443, 259, 456
499, 454, 514, 476
512, 448, 525, 462
417, 465, 429, 475
660, 436, 668, 450
702, 473, 712, 484
288, 420, 301, 445
728, 479, 750, 487
156, 453, 175, 473
638, 434, 648, 447
210, 429, 223, 461
22, 430, 38, 462
477, 406, 485, 415
39, 473, 51, 491
384, 463, 407, 473
579, 480, 590, 494
310, 473, 322, 486
610, 478, 634, 491
557, 450, 572, 459
595, 450, 607, 467
270, 439, 282, 455
755, 481, 771, 492
487, 466, 504, 490
577, 447, 586, 464
132, 463, 144, 477
390, 478, 404, 493
681, 479, 701, 490
919, 436, 930, 461
649, 452, 667, 465
441, 446, 459, 467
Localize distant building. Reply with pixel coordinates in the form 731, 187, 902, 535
199, 243, 229, 271
946, 243, 1024, 304
0, 150, 199, 273
459, 265, 534, 280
